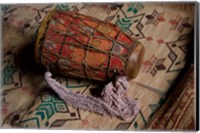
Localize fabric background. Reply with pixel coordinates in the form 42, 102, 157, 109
147, 65, 195, 131
1, 3, 195, 130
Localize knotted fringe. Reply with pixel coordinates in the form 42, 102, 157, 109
45, 71, 139, 120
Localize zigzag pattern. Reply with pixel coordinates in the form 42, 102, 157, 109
19, 92, 81, 128
116, 16, 132, 31
3, 3, 194, 130
21, 117, 40, 128
116, 110, 147, 130
148, 97, 165, 121
1, 53, 23, 92
166, 39, 188, 73
36, 104, 55, 120
2, 59, 18, 86
114, 8, 145, 39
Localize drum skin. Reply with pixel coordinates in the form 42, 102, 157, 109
35, 10, 144, 81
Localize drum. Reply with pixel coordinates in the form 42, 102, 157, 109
35, 10, 144, 81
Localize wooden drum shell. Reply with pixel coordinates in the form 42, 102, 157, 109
35, 10, 144, 81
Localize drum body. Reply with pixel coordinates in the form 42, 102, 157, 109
35, 11, 144, 81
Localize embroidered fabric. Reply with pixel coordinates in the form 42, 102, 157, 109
45, 71, 139, 120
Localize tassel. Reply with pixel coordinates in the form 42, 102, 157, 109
45, 71, 139, 120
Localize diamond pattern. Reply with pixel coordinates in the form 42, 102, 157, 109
2, 3, 194, 130
157, 39, 164, 44
50, 120, 67, 127
146, 36, 153, 41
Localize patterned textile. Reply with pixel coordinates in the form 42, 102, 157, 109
1, 3, 194, 130
2, 4, 56, 39
35, 11, 143, 81
147, 65, 195, 130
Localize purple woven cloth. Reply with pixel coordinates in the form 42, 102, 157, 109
45, 71, 139, 120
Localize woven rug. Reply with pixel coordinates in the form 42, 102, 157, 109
1, 3, 194, 130
147, 65, 195, 131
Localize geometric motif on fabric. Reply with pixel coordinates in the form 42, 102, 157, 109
116, 110, 147, 130
142, 55, 166, 77
141, 36, 189, 77
56, 3, 84, 12
3, 4, 56, 40
1, 52, 23, 92
127, 3, 144, 14
165, 39, 189, 73
108, 7, 145, 39
1, 5, 10, 13
148, 66, 194, 130
148, 97, 165, 121
145, 10, 166, 27
19, 91, 81, 128
2, 3, 194, 130
169, 15, 192, 33
116, 121, 133, 130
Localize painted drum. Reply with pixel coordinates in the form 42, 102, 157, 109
35, 11, 144, 81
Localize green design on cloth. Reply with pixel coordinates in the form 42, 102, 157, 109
127, 3, 144, 14
1, 55, 19, 87
56, 4, 71, 11
1, 5, 10, 13
19, 92, 70, 128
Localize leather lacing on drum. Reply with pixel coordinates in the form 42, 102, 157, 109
37, 11, 139, 81
39, 11, 140, 120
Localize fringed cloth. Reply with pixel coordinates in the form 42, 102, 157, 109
45, 71, 139, 120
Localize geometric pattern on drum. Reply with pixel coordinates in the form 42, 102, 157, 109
38, 11, 139, 81
19, 91, 81, 128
